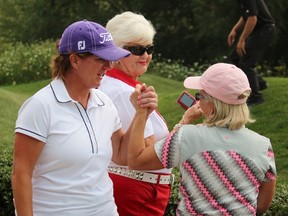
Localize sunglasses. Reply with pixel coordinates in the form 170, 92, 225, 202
195, 93, 205, 100
123, 45, 154, 56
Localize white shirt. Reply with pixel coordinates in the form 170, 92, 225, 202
15, 79, 120, 216
99, 75, 171, 174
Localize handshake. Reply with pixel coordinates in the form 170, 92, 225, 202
130, 83, 158, 116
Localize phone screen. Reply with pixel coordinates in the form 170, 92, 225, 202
177, 91, 196, 110
180, 93, 195, 107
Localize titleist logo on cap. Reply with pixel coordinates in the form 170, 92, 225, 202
76, 32, 113, 51
99, 32, 113, 44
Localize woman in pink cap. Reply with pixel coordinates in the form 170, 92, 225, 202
128, 63, 276, 215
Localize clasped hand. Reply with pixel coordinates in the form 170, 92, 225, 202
130, 83, 158, 116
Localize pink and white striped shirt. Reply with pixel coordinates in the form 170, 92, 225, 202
154, 124, 276, 215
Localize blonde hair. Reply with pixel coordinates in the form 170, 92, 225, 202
203, 91, 255, 130
106, 11, 156, 47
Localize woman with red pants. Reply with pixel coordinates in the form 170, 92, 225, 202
99, 11, 173, 215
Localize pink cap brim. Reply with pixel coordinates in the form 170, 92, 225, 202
184, 76, 203, 90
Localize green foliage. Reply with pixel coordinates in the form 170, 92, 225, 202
0, 40, 285, 87
0, 0, 288, 67
0, 80, 50, 216
149, 57, 204, 81
256, 62, 288, 77
259, 183, 288, 216
0, 146, 14, 216
0, 0, 116, 44
164, 168, 180, 215
0, 40, 55, 85
150, 56, 287, 82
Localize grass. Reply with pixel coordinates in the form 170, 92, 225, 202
0, 79, 50, 148
1, 75, 287, 185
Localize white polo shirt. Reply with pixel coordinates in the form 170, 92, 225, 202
99, 75, 171, 174
15, 78, 121, 216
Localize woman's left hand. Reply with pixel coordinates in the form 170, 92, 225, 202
130, 83, 158, 115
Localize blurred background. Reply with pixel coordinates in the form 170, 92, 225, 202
0, 0, 287, 76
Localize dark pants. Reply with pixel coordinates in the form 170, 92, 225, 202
228, 24, 275, 95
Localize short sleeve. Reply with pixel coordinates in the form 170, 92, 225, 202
154, 126, 182, 168
242, 0, 258, 16
263, 146, 276, 182
15, 97, 49, 143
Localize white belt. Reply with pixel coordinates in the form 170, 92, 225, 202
108, 166, 174, 185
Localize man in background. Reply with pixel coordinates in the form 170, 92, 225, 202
227, 0, 275, 106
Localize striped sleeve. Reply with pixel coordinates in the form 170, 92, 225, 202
154, 126, 182, 168
264, 146, 276, 182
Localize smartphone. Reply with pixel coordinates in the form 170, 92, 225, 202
176, 91, 196, 110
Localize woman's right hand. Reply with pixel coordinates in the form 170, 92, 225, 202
130, 84, 142, 111
130, 83, 158, 116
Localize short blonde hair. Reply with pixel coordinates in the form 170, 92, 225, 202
203, 91, 255, 130
106, 11, 156, 47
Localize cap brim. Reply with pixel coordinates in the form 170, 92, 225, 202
183, 76, 203, 90
91, 46, 130, 61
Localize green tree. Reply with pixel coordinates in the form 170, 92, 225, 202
0, 0, 287, 67
0, 0, 116, 43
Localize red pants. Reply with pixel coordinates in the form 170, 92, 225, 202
109, 173, 172, 216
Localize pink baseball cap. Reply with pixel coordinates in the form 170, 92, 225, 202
58, 20, 130, 61
184, 63, 251, 105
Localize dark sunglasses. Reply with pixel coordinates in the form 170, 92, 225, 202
123, 45, 154, 56
195, 93, 205, 101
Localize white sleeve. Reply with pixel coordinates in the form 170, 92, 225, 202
15, 97, 49, 143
